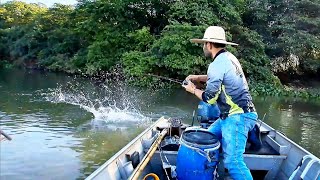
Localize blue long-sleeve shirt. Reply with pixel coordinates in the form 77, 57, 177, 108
202, 50, 255, 117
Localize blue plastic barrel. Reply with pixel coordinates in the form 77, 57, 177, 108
176, 127, 220, 180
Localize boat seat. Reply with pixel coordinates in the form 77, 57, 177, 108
245, 139, 279, 155
289, 155, 320, 180
244, 133, 290, 179
245, 132, 287, 156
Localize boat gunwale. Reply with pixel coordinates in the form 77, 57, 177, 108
86, 117, 167, 179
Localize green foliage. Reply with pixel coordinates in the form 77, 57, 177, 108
127, 27, 155, 52
250, 82, 283, 97
86, 40, 118, 75
243, 0, 320, 76
168, 0, 243, 26
150, 24, 206, 75
250, 82, 320, 99
43, 54, 68, 71
0, 1, 47, 27
0, 29, 8, 59
1, 0, 319, 99
229, 25, 279, 85
122, 24, 207, 81
0, 60, 13, 69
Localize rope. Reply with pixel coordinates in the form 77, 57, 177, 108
158, 144, 171, 180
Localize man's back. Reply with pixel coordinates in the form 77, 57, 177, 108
207, 51, 254, 116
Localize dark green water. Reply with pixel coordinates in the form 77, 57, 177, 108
0, 69, 319, 179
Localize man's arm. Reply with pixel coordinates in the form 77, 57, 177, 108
186, 75, 208, 82
202, 62, 225, 104
197, 75, 208, 82
183, 61, 225, 104
194, 88, 204, 100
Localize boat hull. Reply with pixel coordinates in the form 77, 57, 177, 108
86, 117, 320, 180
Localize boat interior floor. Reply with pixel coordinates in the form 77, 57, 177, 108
245, 134, 279, 155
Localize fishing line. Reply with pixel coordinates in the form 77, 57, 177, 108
146, 74, 188, 85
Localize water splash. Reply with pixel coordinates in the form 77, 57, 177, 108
42, 80, 151, 130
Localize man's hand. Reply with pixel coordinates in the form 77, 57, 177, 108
182, 80, 197, 94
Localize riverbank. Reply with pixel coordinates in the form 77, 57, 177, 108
3, 66, 320, 100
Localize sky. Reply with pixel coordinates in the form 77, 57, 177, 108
1, 0, 78, 7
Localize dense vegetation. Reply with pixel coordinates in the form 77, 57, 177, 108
0, 0, 319, 98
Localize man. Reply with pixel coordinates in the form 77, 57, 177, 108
182, 26, 258, 180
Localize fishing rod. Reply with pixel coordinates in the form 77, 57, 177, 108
0, 129, 12, 141
146, 74, 188, 85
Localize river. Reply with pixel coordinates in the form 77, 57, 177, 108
0, 69, 319, 179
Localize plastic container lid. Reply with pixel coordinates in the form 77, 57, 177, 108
182, 130, 219, 145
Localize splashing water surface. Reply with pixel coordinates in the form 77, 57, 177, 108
42, 81, 151, 130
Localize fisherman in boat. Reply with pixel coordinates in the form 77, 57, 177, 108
182, 26, 259, 180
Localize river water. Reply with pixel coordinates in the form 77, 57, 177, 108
0, 69, 319, 179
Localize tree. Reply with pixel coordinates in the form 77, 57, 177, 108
243, 0, 320, 82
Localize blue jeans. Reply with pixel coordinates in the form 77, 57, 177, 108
208, 112, 258, 180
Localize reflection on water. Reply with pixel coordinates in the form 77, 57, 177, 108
255, 97, 320, 158
0, 69, 319, 179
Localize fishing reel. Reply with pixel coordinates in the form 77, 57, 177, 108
182, 79, 189, 86
182, 79, 205, 90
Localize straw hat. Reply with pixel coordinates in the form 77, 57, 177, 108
190, 26, 238, 46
